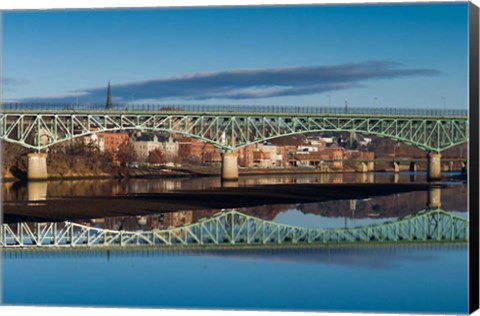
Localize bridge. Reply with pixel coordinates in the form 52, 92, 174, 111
0, 208, 468, 249
0, 104, 469, 180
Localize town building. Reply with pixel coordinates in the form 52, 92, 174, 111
132, 134, 163, 161
131, 133, 179, 162
97, 132, 129, 153
177, 137, 221, 164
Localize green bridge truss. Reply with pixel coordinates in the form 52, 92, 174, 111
0, 107, 469, 152
0, 208, 468, 249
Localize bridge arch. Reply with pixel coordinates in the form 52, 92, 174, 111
1, 127, 231, 152
231, 128, 468, 153
2, 123, 467, 154
0, 112, 468, 153
0, 112, 468, 180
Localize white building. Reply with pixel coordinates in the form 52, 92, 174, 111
162, 137, 179, 161
261, 144, 283, 167
358, 137, 372, 147
132, 134, 179, 162
297, 145, 318, 154
83, 133, 105, 152
318, 137, 335, 145
132, 135, 163, 162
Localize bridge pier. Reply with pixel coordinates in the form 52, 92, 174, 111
427, 152, 442, 181
427, 186, 442, 209
27, 153, 48, 181
448, 161, 454, 172
358, 162, 368, 173
409, 162, 417, 172
221, 151, 239, 181
367, 161, 375, 172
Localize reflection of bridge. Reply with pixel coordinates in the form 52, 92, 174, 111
0, 208, 468, 248
319, 158, 467, 173
0, 104, 468, 180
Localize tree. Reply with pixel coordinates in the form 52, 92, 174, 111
116, 142, 137, 167
148, 148, 164, 164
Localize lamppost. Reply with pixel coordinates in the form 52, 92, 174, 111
441, 96, 446, 111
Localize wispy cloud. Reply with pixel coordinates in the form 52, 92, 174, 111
21, 61, 441, 103
3, 77, 30, 86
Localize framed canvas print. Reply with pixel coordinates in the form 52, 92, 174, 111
0, 1, 479, 316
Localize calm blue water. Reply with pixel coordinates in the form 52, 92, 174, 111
1, 178, 469, 313
2, 245, 468, 313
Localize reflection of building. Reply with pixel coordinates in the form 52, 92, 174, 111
157, 211, 193, 228
139, 211, 195, 229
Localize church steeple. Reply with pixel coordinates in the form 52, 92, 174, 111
106, 81, 112, 110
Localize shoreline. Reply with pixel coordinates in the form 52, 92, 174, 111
1, 165, 435, 183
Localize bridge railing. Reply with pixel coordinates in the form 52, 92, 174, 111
0, 102, 468, 117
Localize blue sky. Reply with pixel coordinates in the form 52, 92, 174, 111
1, 3, 470, 108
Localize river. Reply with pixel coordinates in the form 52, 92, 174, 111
1, 172, 469, 313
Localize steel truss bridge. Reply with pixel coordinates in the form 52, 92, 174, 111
0, 104, 469, 152
0, 208, 468, 249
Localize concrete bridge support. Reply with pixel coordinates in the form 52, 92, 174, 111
427, 187, 442, 209
27, 153, 48, 181
409, 162, 417, 172
358, 162, 368, 173
448, 161, 454, 172
221, 151, 239, 181
367, 161, 375, 172
427, 152, 442, 181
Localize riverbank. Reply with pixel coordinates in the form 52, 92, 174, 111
3, 163, 431, 182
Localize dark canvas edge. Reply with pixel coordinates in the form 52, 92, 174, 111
469, 1, 480, 314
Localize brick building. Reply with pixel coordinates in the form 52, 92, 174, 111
97, 132, 129, 153
177, 137, 222, 164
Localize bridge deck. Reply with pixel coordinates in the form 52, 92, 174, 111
0, 103, 469, 118
0, 106, 469, 152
